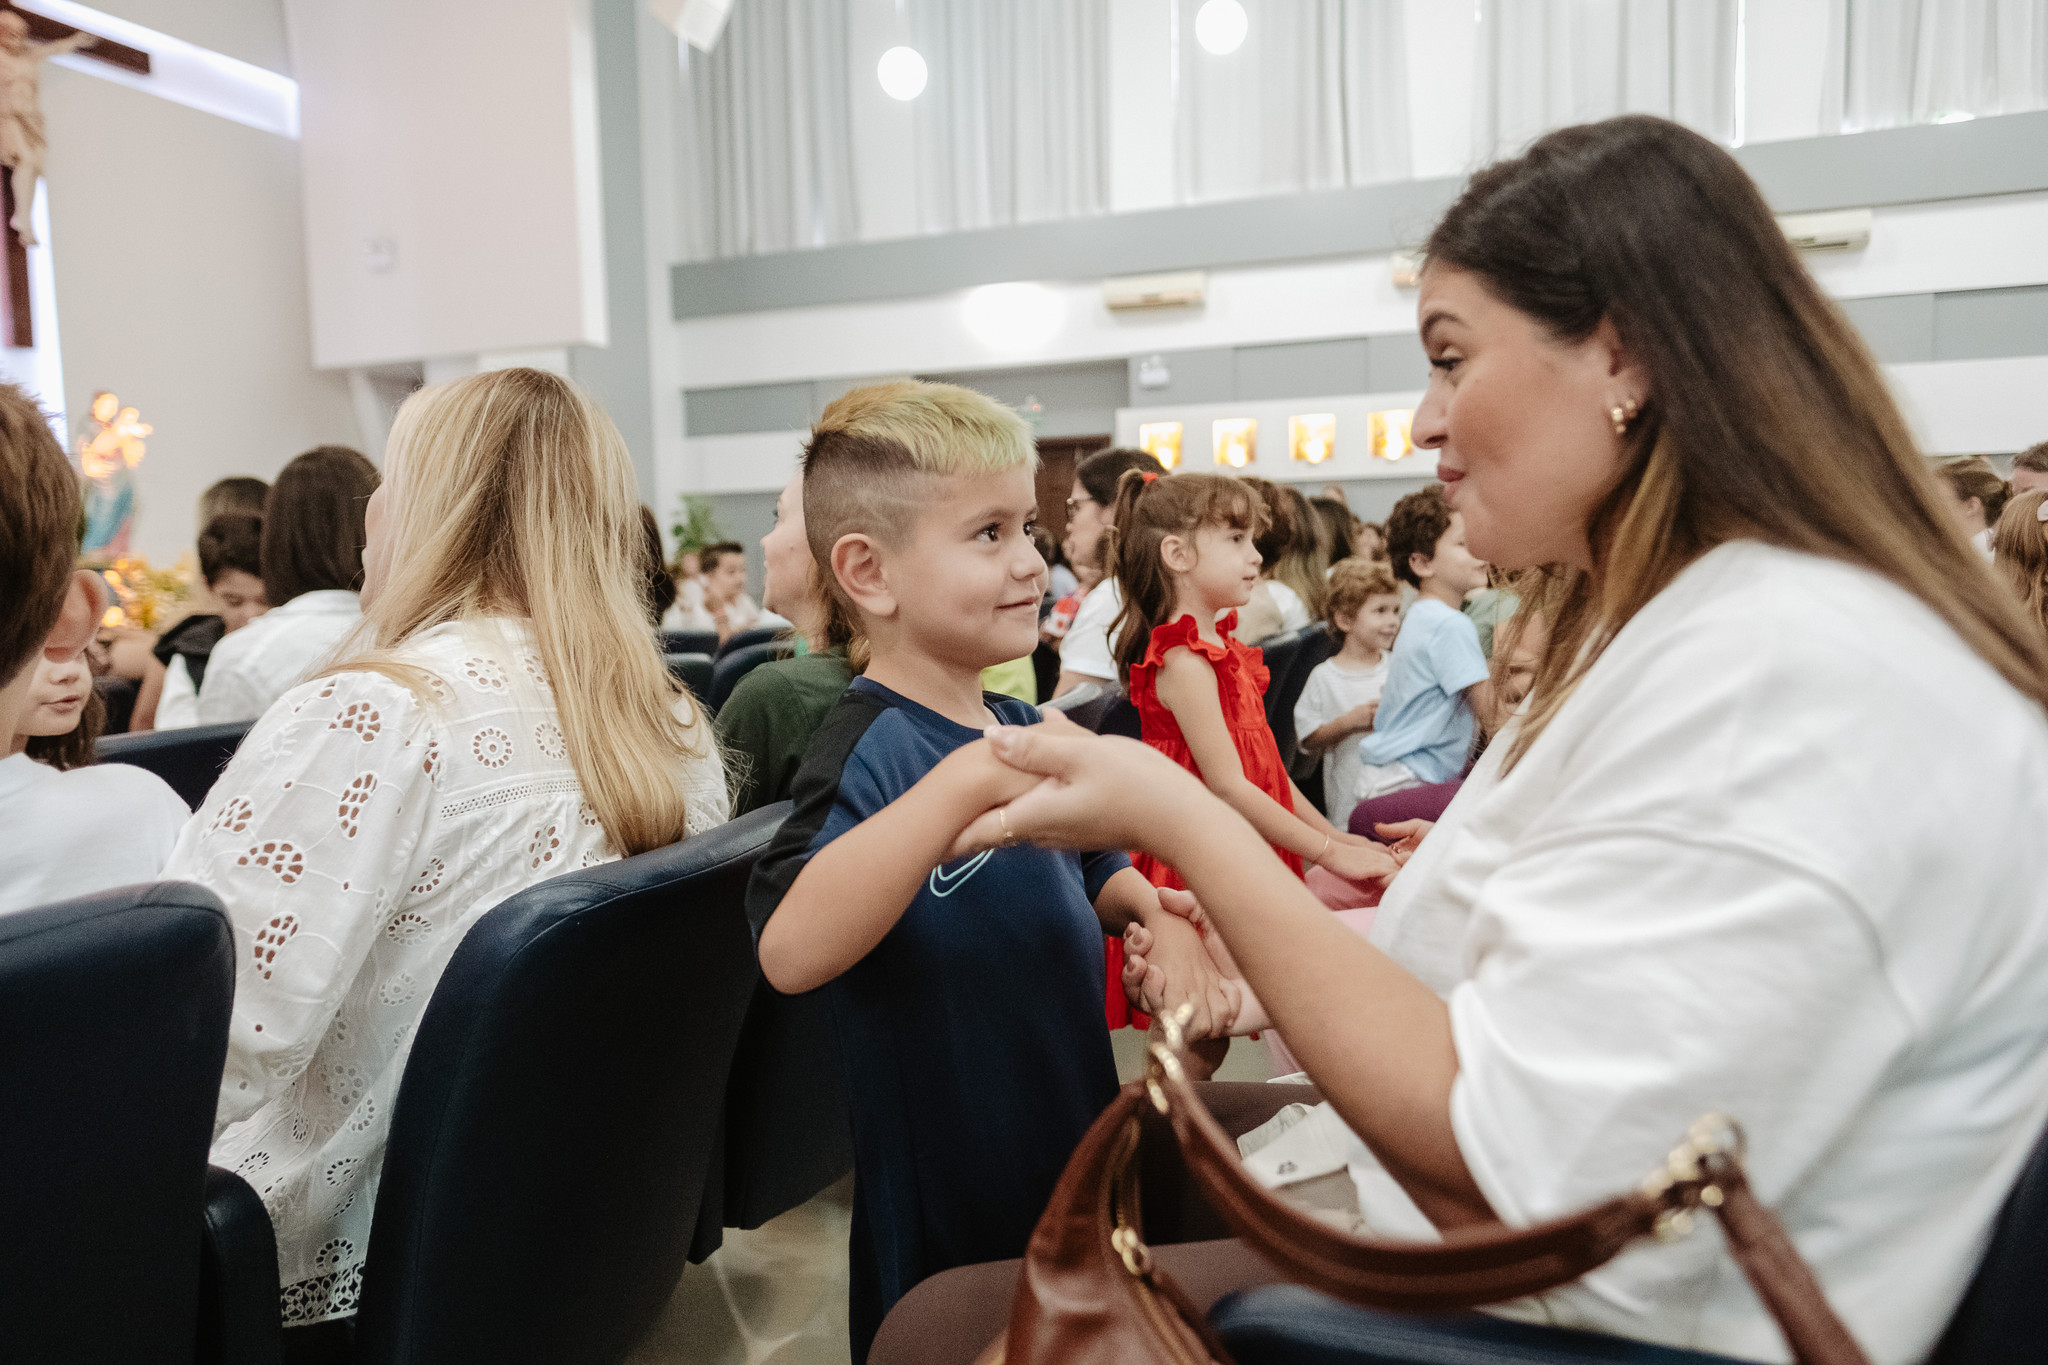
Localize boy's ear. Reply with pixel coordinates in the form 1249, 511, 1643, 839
44, 571, 105, 662
1159, 532, 1197, 576
831, 533, 898, 622
1407, 550, 1435, 584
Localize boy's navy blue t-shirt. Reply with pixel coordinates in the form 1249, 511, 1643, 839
746, 677, 1125, 1361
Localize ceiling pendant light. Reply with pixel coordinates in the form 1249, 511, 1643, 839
877, 46, 928, 101
1195, 0, 1248, 55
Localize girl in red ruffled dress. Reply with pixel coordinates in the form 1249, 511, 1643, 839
1098, 470, 1393, 1027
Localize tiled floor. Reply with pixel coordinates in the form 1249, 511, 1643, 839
627, 1036, 1278, 1365
627, 1176, 855, 1365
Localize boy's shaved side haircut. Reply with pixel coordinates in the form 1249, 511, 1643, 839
0, 381, 81, 687
800, 378, 1038, 573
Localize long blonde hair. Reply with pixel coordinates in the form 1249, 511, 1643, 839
1426, 117, 2048, 769
332, 368, 715, 855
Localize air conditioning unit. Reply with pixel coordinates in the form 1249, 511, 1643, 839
1102, 271, 1207, 312
1777, 208, 1872, 253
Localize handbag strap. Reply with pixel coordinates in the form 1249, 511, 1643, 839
1142, 1014, 1872, 1365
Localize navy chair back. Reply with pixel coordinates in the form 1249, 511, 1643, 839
1930, 1119, 2048, 1363
695, 818, 848, 1245
350, 806, 783, 1365
98, 721, 252, 810
0, 882, 234, 1363
1258, 624, 1332, 769
716, 625, 785, 659
661, 628, 719, 656
710, 641, 793, 712
666, 651, 714, 705
1096, 695, 1144, 740
1043, 680, 1118, 734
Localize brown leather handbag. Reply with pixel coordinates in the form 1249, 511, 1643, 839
978, 1012, 1872, 1365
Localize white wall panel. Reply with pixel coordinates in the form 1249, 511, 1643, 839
1888, 355, 2048, 455
284, 0, 607, 369
41, 63, 357, 564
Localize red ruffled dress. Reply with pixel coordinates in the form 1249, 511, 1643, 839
1106, 612, 1304, 1029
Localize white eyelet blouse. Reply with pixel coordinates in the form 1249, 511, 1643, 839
163, 618, 729, 1327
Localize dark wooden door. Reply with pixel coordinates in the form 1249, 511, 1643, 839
1034, 435, 1111, 549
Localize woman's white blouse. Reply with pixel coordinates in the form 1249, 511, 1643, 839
163, 618, 728, 1326
1368, 542, 2048, 1363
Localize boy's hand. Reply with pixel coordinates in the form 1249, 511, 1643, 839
1131, 906, 1235, 1041
1123, 919, 1271, 1035
1342, 700, 1378, 734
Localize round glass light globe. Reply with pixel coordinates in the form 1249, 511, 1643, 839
1194, 0, 1248, 55
877, 46, 928, 101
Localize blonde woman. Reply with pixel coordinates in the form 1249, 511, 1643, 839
163, 369, 728, 1345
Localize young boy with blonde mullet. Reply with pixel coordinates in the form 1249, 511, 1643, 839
747, 381, 1227, 1361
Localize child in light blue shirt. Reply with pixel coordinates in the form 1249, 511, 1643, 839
1358, 486, 1493, 795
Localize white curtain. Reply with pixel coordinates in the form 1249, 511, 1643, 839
907, 0, 1113, 235
1824, 0, 2048, 131
1172, 0, 1412, 205
1472, 0, 1738, 163
673, 0, 860, 261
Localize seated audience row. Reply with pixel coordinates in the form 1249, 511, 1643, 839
195, 447, 378, 727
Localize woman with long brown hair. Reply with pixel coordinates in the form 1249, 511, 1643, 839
961, 115, 2048, 1360
165, 368, 728, 1350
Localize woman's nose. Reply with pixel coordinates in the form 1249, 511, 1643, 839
1412, 384, 1449, 449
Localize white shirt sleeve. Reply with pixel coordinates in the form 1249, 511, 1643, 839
195, 637, 265, 725
164, 672, 437, 1135
1058, 581, 1121, 682
1293, 663, 1342, 740
155, 655, 201, 731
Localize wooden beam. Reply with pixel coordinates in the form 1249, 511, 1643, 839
0, 169, 30, 346
6, 4, 150, 75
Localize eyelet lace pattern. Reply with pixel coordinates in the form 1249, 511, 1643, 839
166, 618, 729, 1326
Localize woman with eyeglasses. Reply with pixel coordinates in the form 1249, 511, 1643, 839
1050, 446, 1168, 700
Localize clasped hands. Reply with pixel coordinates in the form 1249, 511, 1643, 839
948, 710, 1412, 1045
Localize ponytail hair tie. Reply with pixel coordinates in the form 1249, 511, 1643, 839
1140, 471, 1158, 484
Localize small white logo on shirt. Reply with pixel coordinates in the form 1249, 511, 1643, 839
928, 849, 993, 898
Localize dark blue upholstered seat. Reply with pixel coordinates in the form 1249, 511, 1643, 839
0, 881, 235, 1362
324, 804, 785, 1365
97, 721, 253, 810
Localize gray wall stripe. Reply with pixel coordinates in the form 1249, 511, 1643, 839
681, 283, 2048, 440
670, 112, 2048, 321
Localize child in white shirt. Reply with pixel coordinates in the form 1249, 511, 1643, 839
1294, 558, 1404, 827
1, 612, 189, 915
